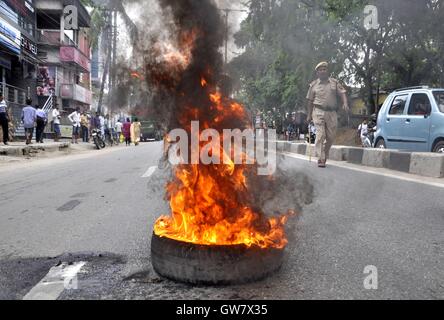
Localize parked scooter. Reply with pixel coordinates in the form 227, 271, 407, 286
92, 128, 106, 150
363, 126, 377, 148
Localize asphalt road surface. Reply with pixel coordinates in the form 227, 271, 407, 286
0, 142, 442, 300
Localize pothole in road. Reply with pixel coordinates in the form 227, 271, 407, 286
0, 252, 125, 300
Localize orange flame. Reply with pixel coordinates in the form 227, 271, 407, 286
130, 71, 143, 79
154, 82, 289, 249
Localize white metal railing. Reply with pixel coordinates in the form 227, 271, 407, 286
42, 93, 54, 114
0, 82, 27, 105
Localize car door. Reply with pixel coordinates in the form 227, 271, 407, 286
384, 94, 409, 149
398, 93, 432, 151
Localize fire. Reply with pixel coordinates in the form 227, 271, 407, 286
151, 3, 289, 250
154, 86, 290, 249
130, 71, 143, 79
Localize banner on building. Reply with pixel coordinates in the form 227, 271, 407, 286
0, 15, 21, 55
37, 66, 56, 96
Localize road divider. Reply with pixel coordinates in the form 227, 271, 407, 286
279, 141, 444, 178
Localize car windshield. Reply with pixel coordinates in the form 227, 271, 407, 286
433, 91, 444, 113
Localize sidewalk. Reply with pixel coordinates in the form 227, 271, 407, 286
0, 140, 94, 158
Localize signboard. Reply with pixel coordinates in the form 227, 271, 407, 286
0, 1, 18, 24
4, 0, 35, 20
0, 16, 21, 55
21, 34, 37, 56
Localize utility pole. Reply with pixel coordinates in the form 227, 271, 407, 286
111, 10, 117, 107
220, 8, 247, 66
97, 10, 112, 115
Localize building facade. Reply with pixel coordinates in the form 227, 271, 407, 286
0, 0, 39, 136
35, 0, 91, 136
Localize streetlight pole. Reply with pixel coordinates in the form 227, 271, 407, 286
220, 8, 248, 66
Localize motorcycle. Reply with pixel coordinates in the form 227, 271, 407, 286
92, 128, 106, 150
362, 126, 376, 148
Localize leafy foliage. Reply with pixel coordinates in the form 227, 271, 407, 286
229, 0, 444, 119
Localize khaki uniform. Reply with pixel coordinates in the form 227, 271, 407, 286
306, 78, 346, 162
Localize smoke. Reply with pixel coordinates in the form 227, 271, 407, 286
119, 0, 315, 238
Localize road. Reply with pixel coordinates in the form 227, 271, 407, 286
0, 142, 443, 300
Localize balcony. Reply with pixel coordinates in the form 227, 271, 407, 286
60, 46, 91, 73
60, 84, 92, 105
35, 0, 91, 28
37, 30, 77, 46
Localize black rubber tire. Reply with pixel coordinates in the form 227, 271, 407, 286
151, 233, 284, 285
375, 138, 386, 149
433, 141, 444, 153
99, 139, 106, 149
93, 137, 100, 150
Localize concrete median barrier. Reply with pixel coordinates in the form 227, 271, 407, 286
362, 149, 391, 168
329, 146, 348, 161
387, 151, 412, 173
409, 153, 444, 178
280, 140, 444, 179
346, 147, 364, 164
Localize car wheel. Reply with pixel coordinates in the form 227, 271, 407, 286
375, 139, 386, 149
433, 141, 444, 153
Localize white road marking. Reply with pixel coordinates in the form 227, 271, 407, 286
23, 261, 86, 300
282, 152, 444, 189
142, 166, 157, 178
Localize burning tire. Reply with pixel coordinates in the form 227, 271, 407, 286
151, 233, 284, 285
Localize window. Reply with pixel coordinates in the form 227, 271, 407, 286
433, 91, 444, 113
408, 93, 431, 115
389, 95, 408, 115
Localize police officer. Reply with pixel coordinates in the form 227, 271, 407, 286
306, 62, 348, 167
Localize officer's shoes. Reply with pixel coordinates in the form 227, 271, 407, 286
318, 160, 326, 168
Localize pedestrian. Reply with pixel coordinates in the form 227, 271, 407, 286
131, 117, 141, 146
35, 105, 47, 143
122, 118, 132, 146
358, 119, 368, 147
99, 113, 105, 138
115, 118, 123, 143
80, 112, 89, 143
52, 104, 61, 142
68, 107, 81, 144
104, 114, 111, 143
0, 95, 9, 145
306, 61, 349, 168
21, 99, 37, 145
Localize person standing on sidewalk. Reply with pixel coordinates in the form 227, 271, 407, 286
306, 61, 349, 168
131, 118, 141, 146
21, 99, 36, 145
52, 104, 61, 142
35, 105, 47, 143
80, 112, 89, 143
0, 95, 9, 145
115, 118, 123, 144
68, 108, 81, 144
122, 118, 132, 146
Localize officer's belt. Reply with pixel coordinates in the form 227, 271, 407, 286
314, 104, 338, 112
